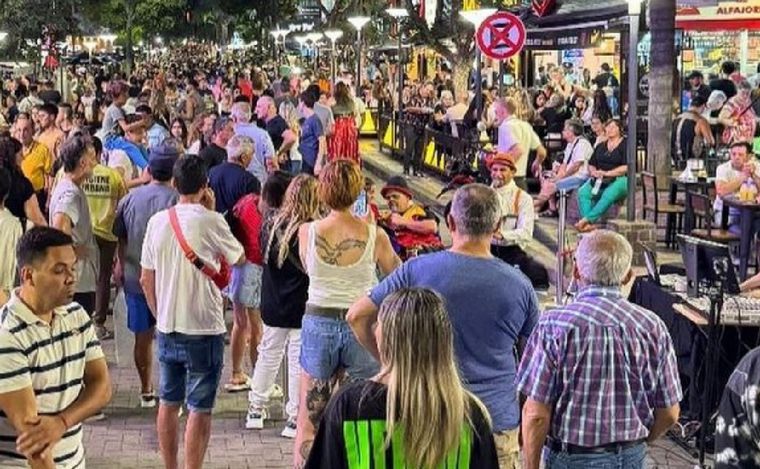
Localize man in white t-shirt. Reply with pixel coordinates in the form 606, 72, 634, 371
140, 155, 244, 469
494, 97, 547, 190
715, 141, 760, 233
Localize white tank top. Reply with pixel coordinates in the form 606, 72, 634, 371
305, 221, 378, 309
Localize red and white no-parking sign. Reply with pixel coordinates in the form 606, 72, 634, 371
475, 12, 526, 60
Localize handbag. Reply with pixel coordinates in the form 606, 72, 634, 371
168, 207, 231, 290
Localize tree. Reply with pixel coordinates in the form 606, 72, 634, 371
0, 0, 79, 59
646, 0, 676, 185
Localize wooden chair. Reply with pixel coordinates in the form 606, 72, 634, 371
641, 172, 684, 249
687, 191, 740, 245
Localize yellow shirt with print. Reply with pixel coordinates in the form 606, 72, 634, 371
20, 141, 53, 192
81, 165, 126, 241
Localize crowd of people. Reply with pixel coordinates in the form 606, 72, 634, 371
0, 43, 757, 469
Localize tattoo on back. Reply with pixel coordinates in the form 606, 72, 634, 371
315, 235, 366, 265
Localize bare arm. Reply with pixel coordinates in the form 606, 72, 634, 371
51, 213, 88, 259
522, 398, 552, 469
347, 296, 381, 361
716, 177, 744, 198
24, 195, 47, 227
0, 388, 54, 469
697, 118, 716, 147
140, 268, 157, 317
741, 271, 760, 292
396, 217, 437, 235
601, 164, 628, 178
647, 404, 680, 442
375, 228, 401, 276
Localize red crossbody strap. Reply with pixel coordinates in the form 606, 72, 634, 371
168, 207, 218, 278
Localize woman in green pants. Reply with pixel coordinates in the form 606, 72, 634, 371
575, 119, 628, 232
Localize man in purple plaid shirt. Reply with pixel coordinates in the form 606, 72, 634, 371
516, 230, 682, 469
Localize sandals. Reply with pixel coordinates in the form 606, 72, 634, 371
224, 373, 251, 392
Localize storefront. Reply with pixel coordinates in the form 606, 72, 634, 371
522, 0, 628, 89
677, 0, 760, 76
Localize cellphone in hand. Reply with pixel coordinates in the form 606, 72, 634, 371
352, 190, 369, 218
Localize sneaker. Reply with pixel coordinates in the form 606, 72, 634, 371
281, 418, 297, 439
85, 412, 106, 423
95, 325, 114, 341
140, 392, 157, 409
246, 407, 267, 430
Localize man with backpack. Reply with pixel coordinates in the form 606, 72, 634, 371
672, 96, 715, 166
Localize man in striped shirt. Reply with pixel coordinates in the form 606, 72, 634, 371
0, 227, 111, 468
517, 230, 682, 469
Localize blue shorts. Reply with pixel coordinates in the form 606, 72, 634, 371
299, 314, 379, 381
157, 332, 224, 413
228, 262, 263, 309
125, 292, 156, 333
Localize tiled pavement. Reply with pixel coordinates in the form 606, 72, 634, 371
80, 139, 706, 468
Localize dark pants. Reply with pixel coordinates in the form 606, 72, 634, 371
403, 126, 424, 174
95, 236, 117, 327
491, 244, 550, 289
73, 292, 98, 323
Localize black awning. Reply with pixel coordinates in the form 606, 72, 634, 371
524, 0, 628, 28
525, 23, 607, 50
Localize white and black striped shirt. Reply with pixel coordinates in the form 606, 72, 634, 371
0, 293, 105, 468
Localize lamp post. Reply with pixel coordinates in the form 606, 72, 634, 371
460, 8, 496, 121
386, 7, 408, 134
324, 30, 343, 85
626, 0, 641, 222
84, 39, 97, 65
348, 15, 370, 89
270, 28, 288, 63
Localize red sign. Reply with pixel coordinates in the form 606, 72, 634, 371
532, 0, 556, 17
475, 12, 526, 60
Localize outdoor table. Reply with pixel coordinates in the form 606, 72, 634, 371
669, 176, 715, 234
720, 196, 760, 280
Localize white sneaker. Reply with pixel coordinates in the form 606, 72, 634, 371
85, 412, 106, 423
140, 392, 157, 409
269, 384, 283, 399
281, 418, 297, 439
246, 407, 267, 430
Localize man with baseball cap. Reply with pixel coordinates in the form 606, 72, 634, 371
113, 140, 179, 408
380, 176, 442, 259
489, 152, 549, 289
687, 70, 711, 104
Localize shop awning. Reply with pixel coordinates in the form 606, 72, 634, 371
525, 0, 628, 28
525, 21, 608, 50
677, 1, 760, 30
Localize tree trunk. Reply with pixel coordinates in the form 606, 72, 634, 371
125, 0, 135, 74
646, 0, 676, 186
451, 56, 470, 101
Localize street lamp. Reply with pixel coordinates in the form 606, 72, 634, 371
270, 28, 288, 62
84, 38, 97, 64
461, 8, 496, 121
324, 30, 343, 85
0, 32, 7, 42
348, 15, 371, 89
386, 6, 408, 143
626, 0, 642, 223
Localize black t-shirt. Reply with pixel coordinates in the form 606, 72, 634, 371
208, 162, 260, 215
305, 381, 498, 469
260, 227, 309, 329
265, 115, 289, 151
589, 138, 627, 172
5, 166, 34, 222
199, 143, 227, 172
709, 78, 737, 100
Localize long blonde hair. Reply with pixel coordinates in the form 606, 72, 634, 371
377, 288, 491, 468
265, 174, 320, 267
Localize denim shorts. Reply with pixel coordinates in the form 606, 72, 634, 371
125, 292, 156, 333
228, 262, 263, 309
299, 313, 379, 381
157, 332, 225, 413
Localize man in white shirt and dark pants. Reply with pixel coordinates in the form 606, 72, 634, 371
715, 141, 760, 234
489, 153, 549, 289
494, 98, 547, 191
141, 155, 245, 469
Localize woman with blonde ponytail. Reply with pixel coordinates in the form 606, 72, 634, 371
246, 174, 319, 437
305, 288, 498, 468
